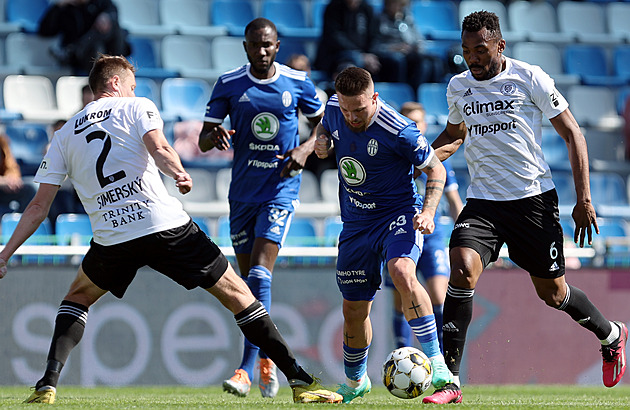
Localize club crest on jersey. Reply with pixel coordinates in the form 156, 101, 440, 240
282, 91, 292, 107
500, 81, 517, 96
251, 112, 279, 141
367, 139, 378, 156
339, 157, 366, 186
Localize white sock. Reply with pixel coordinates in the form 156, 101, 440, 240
346, 376, 363, 388
453, 375, 461, 387
600, 321, 620, 345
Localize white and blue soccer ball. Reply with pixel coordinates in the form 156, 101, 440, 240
382, 346, 432, 399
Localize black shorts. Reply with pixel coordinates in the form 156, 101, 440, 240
449, 190, 565, 278
82, 219, 229, 298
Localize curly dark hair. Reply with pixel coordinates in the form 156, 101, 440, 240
461, 11, 502, 40
245, 17, 277, 37
335, 66, 372, 96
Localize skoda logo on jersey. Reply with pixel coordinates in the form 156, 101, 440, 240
500, 81, 517, 96
282, 91, 292, 107
339, 157, 366, 186
251, 112, 279, 141
367, 139, 378, 156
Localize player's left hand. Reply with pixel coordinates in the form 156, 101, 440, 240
413, 212, 435, 234
277, 146, 309, 178
175, 172, 192, 195
572, 201, 599, 247
0, 257, 8, 279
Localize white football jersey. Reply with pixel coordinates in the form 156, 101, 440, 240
447, 57, 569, 201
35, 97, 190, 245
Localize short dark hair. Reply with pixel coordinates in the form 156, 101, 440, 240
461, 11, 502, 40
335, 66, 372, 96
88, 54, 135, 94
245, 17, 277, 37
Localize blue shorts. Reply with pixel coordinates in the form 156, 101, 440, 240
229, 198, 298, 254
383, 228, 450, 288
337, 209, 422, 302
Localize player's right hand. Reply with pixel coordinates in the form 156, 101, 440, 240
0, 257, 8, 279
314, 134, 330, 159
175, 172, 192, 195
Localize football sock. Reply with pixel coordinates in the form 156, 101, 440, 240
235, 300, 303, 382
433, 303, 444, 353
239, 265, 272, 378
392, 309, 413, 348
409, 314, 440, 359
38, 300, 88, 388
557, 284, 612, 340
601, 322, 621, 345
442, 284, 475, 376
342, 344, 369, 385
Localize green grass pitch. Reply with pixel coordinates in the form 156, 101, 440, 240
1, 385, 629, 409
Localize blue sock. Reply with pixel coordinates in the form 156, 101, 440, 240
343, 344, 369, 382
409, 314, 441, 359
433, 304, 444, 353
238, 265, 272, 379
392, 310, 413, 348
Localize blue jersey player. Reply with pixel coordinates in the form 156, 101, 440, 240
313, 67, 453, 403
198, 18, 324, 398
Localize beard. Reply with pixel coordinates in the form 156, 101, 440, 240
344, 118, 368, 133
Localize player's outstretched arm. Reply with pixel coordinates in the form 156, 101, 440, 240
143, 129, 192, 195
431, 121, 467, 162
198, 122, 232, 152
0, 183, 58, 277
549, 108, 599, 247
414, 154, 446, 234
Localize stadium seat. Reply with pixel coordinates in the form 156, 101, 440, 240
112, 0, 173, 37
320, 168, 339, 204
507, 0, 572, 44
5, 32, 71, 77
2, 212, 54, 264
552, 171, 576, 208
564, 45, 625, 87
162, 168, 217, 204
617, 86, 630, 115
595, 218, 630, 267
541, 128, 570, 170
511, 42, 580, 87
458, 0, 525, 42
55, 213, 92, 246
298, 169, 321, 204
310, 0, 328, 34
4, 122, 49, 174
160, 77, 212, 121
210, 36, 249, 74
159, 0, 227, 38
566, 85, 623, 130
128, 36, 179, 80
134, 77, 160, 108
613, 46, 630, 83
161, 35, 221, 82
410, 1, 460, 41
3, 75, 64, 122
192, 216, 211, 236
323, 215, 343, 246
6, 0, 48, 33
417, 83, 449, 125
214, 167, 232, 202
374, 82, 415, 111
210, 0, 255, 37
557, 1, 618, 45
589, 172, 628, 207
607, 3, 630, 43
216, 215, 231, 246
56, 76, 89, 118
261, 0, 320, 40
275, 37, 308, 66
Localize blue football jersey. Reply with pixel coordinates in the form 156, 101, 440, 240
205, 62, 324, 203
321, 96, 435, 222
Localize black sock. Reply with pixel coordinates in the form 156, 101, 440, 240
558, 284, 612, 340
37, 300, 88, 388
442, 284, 475, 377
234, 301, 312, 385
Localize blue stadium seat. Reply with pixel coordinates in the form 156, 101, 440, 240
261, 0, 319, 40
541, 128, 570, 170
192, 216, 210, 236
564, 45, 625, 87
508, 1, 572, 44
113, 0, 173, 37
159, 0, 227, 38
410, 1, 460, 41
567, 85, 623, 129
310, 0, 328, 33
557, 1, 618, 45
134, 77, 160, 108
617, 86, 630, 115
211, 0, 255, 37
216, 215, 231, 247
2, 212, 54, 264
595, 218, 630, 267
511, 42, 580, 87
607, 3, 630, 43
128, 36, 179, 80
161, 78, 212, 121
613, 46, 630, 83
417, 83, 449, 125
5, 122, 49, 175
589, 172, 628, 207
375, 82, 415, 111
283, 217, 319, 266
55, 213, 92, 246
323, 215, 343, 246
276, 37, 308, 66
161, 35, 222, 82
552, 171, 576, 208
6, 0, 48, 33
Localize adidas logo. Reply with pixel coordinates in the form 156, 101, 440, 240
549, 262, 559, 271
443, 322, 459, 332
394, 227, 407, 235
332, 130, 339, 140
463, 88, 472, 97
577, 316, 591, 325
270, 226, 281, 234
238, 93, 250, 102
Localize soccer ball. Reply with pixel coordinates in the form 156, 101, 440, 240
382, 346, 432, 399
